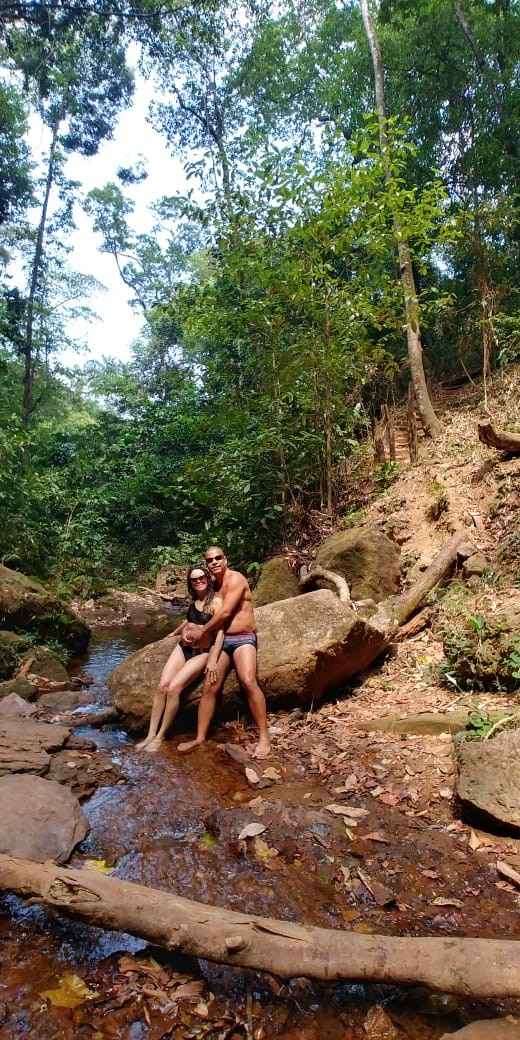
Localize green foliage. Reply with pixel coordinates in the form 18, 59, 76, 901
505, 643, 520, 682
374, 461, 400, 490
1, 0, 520, 585
462, 707, 495, 742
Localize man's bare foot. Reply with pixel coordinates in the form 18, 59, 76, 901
144, 737, 164, 753
178, 738, 205, 754
252, 735, 271, 759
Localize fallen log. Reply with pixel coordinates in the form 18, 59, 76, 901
396, 607, 432, 641
1, 855, 519, 998
478, 419, 520, 454
374, 530, 466, 629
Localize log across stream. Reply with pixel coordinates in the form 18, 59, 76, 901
1, 625, 520, 1038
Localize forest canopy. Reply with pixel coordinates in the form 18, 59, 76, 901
1, 0, 519, 589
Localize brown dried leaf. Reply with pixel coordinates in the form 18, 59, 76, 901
363, 831, 391, 844
174, 981, 205, 1000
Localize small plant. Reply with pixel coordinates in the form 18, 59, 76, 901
340, 507, 366, 529
505, 643, 520, 681
426, 481, 449, 521
374, 461, 400, 491
462, 707, 495, 741
467, 614, 486, 637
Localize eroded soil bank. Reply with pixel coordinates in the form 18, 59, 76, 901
1, 627, 519, 1039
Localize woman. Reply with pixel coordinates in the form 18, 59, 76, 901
136, 565, 224, 752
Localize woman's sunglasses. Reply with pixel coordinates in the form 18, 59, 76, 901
190, 574, 207, 582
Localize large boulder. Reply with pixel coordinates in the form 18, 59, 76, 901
253, 557, 300, 607
315, 527, 401, 603
441, 1019, 520, 1039
18, 645, 69, 683
0, 774, 89, 862
0, 677, 37, 702
456, 729, 520, 830
0, 717, 70, 776
0, 565, 90, 654
108, 589, 390, 727
0, 631, 31, 681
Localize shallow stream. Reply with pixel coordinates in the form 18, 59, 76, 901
0, 628, 510, 1038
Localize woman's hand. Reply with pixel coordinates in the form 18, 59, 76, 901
205, 662, 218, 685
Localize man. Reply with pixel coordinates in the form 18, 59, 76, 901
177, 546, 270, 758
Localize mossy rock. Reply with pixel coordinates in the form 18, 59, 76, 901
440, 589, 520, 691
315, 526, 401, 603
0, 565, 90, 654
253, 557, 300, 607
0, 677, 37, 702
0, 631, 33, 681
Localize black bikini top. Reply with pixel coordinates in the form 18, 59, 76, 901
187, 601, 213, 626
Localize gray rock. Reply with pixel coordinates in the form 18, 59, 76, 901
0, 773, 89, 862
0, 717, 70, 776
37, 690, 90, 710
316, 527, 400, 603
456, 729, 520, 829
253, 557, 300, 607
462, 553, 488, 577
441, 1018, 520, 1038
0, 693, 37, 717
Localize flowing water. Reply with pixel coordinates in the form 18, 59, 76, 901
0, 628, 509, 1038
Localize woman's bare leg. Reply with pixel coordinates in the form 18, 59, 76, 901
178, 653, 231, 753
136, 644, 185, 749
145, 653, 210, 752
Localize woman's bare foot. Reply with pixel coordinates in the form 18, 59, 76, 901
177, 738, 205, 754
135, 735, 154, 750
144, 737, 164, 753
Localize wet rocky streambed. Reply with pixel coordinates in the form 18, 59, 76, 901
1, 626, 519, 1038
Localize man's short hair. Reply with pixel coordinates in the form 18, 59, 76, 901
205, 544, 226, 556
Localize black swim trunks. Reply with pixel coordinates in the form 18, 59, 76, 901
222, 631, 257, 656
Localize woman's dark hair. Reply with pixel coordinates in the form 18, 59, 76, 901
186, 564, 215, 610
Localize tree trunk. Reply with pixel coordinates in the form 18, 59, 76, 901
21, 112, 62, 430
389, 530, 466, 626
359, 0, 442, 439
478, 419, 520, 453
1, 855, 520, 998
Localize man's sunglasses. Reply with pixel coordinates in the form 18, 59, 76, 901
206, 554, 224, 564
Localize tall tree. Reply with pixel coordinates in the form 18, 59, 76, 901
359, 0, 442, 437
6, 9, 133, 429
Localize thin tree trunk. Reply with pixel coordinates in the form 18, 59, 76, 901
21, 112, 61, 430
2, 855, 520, 998
323, 306, 333, 513
359, 0, 442, 438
